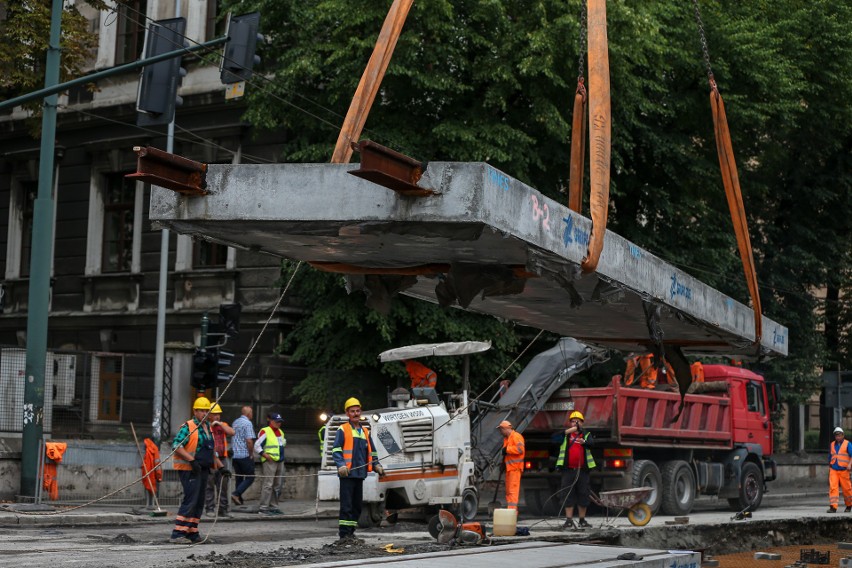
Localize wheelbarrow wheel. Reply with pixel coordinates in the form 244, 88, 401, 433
627, 503, 652, 527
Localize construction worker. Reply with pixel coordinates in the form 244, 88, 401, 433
404, 359, 438, 389
828, 426, 852, 513
169, 396, 215, 544
498, 420, 525, 510
332, 397, 384, 542
556, 410, 595, 529
623, 353, 677, 390
205, 403, 235, 517
254, 412, 286, 515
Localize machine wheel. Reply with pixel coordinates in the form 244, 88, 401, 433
627, 503, 652, 527
358, 501, 385, 528
427, 515, 441, 539
460, 488, 479, 521
661, 460, 696, 516
727, 462, 764, 512
631, 460, 663, 515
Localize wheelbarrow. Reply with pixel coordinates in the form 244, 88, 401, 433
593, 487, 653, 527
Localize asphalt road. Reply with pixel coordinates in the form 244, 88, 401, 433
0, 492, 839, 568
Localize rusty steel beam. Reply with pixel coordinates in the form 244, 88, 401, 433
348, 140, 432, 196
126, 145, 208, 195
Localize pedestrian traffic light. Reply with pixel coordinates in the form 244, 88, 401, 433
137, 17, 187, 127
191, 347, 218, 390
216, 348, 234, 383
219, 303, 241, 338
220, 12, 262, 84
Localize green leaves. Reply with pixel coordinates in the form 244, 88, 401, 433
227, 0, 851, 403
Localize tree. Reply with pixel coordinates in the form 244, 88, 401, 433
279, 261, 524, 411
226, 0, 851, 404
0, 0, 108, 131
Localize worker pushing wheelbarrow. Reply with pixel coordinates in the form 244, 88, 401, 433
592, 487, 654, 526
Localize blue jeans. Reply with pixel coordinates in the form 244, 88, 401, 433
232, 456, 255, 497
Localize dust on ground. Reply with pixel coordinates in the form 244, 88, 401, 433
180, 540, 451, 568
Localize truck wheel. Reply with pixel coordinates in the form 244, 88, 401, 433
727, 462, 764, 512
661, 460, 696, 516
461, 488, 479, 521
631, 460, 663, 515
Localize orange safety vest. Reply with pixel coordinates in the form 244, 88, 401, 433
340, 422, 373, 473
503, 430, 526, 472
624, 354, 677, 389
174, 419, 202, 471
405, 360, 437, 389
691, 361, 705, 384
831, 439, 851, 469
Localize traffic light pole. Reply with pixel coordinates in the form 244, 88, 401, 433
152, 0, 181, 444
20, 0, 63, 500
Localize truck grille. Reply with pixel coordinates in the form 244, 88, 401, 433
400, 418, 433, 452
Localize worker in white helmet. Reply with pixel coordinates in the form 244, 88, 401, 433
828, 426, 852, 513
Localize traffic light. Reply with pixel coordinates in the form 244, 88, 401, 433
216, 348, 234, 382
137, 17, 187, 126
219, 303, 241, 338
220, 12, 262, 84
191, 347, 218, 390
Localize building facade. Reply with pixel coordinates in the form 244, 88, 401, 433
0, 0, 320, 457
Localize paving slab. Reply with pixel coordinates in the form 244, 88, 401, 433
273, 541, 702, 568
150, 162, 787, 358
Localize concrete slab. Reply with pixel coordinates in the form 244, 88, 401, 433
149, 162, 787, 358
274, 541, 702, 568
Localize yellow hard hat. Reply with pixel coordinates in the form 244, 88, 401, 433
193, 397, 212, 410
210, 403, 223, 414
344, 397, 361, 410
569, 410, 585, 422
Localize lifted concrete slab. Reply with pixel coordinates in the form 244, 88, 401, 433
149, 162, 787, 358
275, 541, 701, 568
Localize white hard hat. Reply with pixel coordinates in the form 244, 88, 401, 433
835, 427, 844, 435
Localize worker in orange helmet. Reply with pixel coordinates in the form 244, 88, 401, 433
828, 426, 852, 513
498, 420, 525, 510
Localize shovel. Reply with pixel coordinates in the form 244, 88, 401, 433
130, 422, 167, 517
487, 467, 504, 516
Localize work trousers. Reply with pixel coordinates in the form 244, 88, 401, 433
561, 467, 591, 509
205, 466, 230, 514
338, 477, 364, 537
258, 459, 285, 510
505, 469, 522, 510
829, 468, 852, 508
232, 456, 256, 498
171, 468, 209, 541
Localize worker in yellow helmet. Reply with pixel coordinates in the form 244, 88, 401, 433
169, 396, 215, 544
331, 397, 385, 542
204, 403, 235, 518
555, 410, 596, 530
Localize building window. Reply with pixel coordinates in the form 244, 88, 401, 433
194, 240, 228, 268
5, 179, 41, 281
114, 0, 147, 65
205, 0, 226, 41
93, 355, 123, 422
102, 173, 135, 273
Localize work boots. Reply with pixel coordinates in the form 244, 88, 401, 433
578, 518, 592, 528
827, 506, 837, 513
562, 518, 576, 530
846, 506, 852, 513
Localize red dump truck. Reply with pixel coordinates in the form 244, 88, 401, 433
522, 364, 781, 516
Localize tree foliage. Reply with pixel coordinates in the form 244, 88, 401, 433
0, 1, 106, 113
224, 0, 852, 405
280, 261, 523, 411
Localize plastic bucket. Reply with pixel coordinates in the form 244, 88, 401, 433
492, 508, 518, 536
